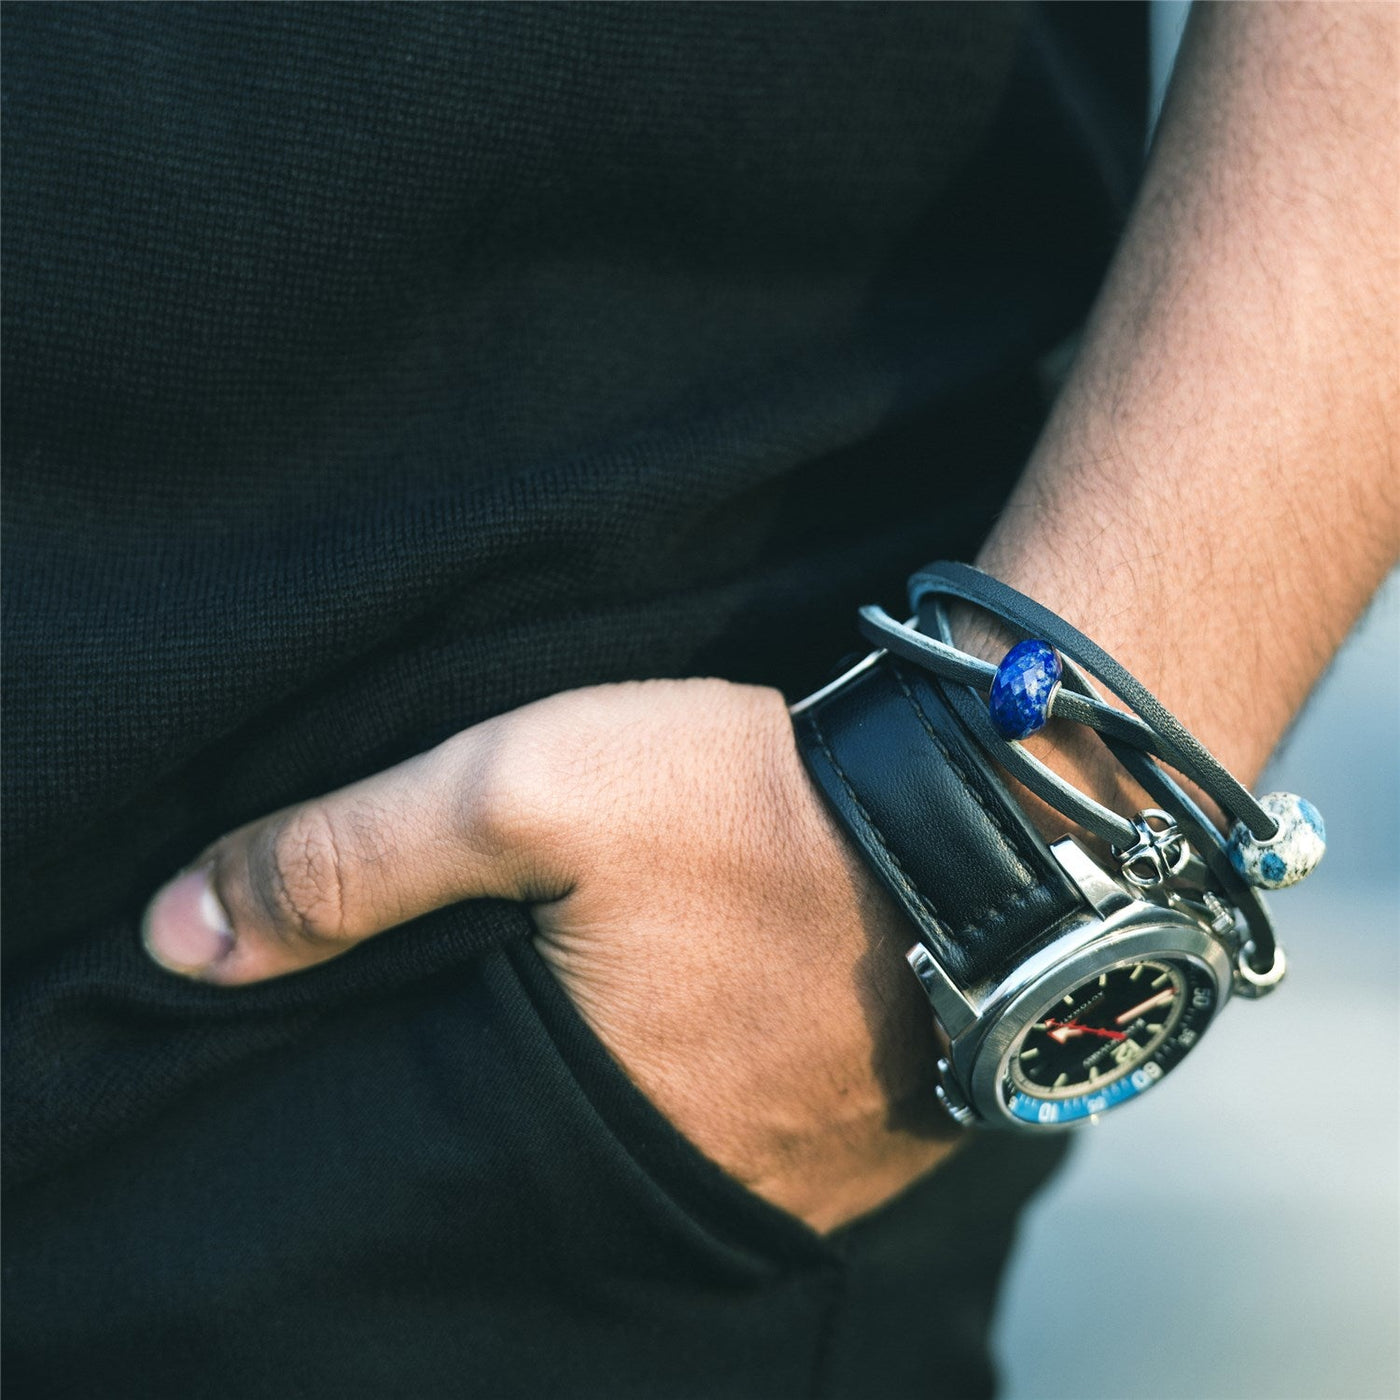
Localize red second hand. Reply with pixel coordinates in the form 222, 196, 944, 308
1042, 1019, 1128, 1042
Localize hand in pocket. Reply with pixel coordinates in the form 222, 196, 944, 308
143, 678, 961, 1231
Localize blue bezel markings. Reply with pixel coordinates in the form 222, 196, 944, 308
1006, 1063, 1163, 1125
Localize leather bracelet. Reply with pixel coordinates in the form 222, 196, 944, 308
922, 607, 1284, 974
911, 564, 1277, 835
810, 562, 1325, 975
857, 605, 1146, 849
908, 565, 1324, 888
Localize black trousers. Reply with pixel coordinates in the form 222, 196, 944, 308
6, 917, 1065, 1399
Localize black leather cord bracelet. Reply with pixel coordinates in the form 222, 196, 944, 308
919, 606, 1284, 975
858, 606, 1146, 850
909, 562, 1278, 840
869, 563, 1323, 893
842, 562, 1323, 973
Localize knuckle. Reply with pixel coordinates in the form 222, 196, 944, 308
465, 707, 588, 864
251, 806, 354, 948
471, 724, 569, 855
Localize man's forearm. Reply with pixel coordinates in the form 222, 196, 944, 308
975, 2, 1398, 808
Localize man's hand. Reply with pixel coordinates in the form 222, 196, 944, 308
142, 678, 960, 1233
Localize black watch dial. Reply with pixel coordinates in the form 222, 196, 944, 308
1003, 957, 1217, 1125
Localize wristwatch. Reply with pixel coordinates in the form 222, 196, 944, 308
790, 643, 1285, 1131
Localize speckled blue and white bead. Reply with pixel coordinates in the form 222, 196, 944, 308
1227, 792, 1326, 889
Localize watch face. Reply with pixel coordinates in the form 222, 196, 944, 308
1002, 957, 1217, 1126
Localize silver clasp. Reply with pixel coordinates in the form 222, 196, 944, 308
1114, 809, 1192, 889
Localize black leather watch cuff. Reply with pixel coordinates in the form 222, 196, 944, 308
792, 654, 1082, 992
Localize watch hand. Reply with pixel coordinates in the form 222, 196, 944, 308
1041, 1019, 1127, 1043
1115, 989, 1176, 1025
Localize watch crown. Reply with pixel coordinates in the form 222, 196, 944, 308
934, 1060, 977, 1128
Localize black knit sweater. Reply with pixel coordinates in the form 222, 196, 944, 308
2, 6, 1144, 1395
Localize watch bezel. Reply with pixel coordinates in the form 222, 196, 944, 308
951, 904, 1234, 1130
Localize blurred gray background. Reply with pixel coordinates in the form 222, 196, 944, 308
995, 10, 1399, 1397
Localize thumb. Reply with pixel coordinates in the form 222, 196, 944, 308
141, 717, 575, 985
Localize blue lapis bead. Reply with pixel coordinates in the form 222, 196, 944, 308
988, 639, 1063, 741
